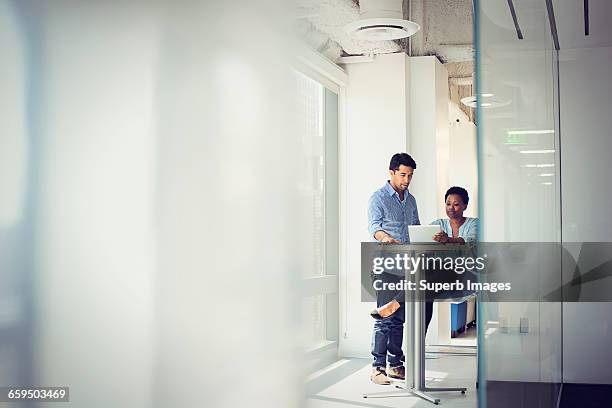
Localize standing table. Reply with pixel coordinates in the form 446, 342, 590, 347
363, 244, 468, 405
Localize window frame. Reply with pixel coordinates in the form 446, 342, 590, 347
294, 47, 346, 367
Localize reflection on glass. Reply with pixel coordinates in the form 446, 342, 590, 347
0, 1, 27, 228
476, 0, 563, 406
0, 1, 31, 394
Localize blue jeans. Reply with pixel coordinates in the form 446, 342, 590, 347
372, 301, 406, 368
371, 298, 433, 368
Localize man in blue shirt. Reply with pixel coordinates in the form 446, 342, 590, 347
367, 153, 431, 385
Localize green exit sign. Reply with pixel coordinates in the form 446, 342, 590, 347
504, 133, 528, 145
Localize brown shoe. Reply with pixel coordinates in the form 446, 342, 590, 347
370, 366, 391, 385
387, 365, 405, 380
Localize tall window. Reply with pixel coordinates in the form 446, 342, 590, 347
294, 71, 339, 354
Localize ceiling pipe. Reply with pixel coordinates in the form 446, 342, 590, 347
344, 0, 420, 41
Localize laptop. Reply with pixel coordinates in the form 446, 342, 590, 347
408, 225, 442, 243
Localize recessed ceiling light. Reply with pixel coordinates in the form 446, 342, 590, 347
507, 129, 555, 135
519, 149, 555, 154
460, 95, 511, 108
523, 163, 555, 168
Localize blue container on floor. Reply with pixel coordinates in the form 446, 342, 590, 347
451, 301, 467, 337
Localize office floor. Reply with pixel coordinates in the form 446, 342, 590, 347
306, 353, 477, 408
450, 326, 477, 346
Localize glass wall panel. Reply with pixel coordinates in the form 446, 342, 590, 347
475, 1, 562, 406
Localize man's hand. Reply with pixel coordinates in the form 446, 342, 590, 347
374, 230, 400, 244
433, 231, 449, 243
381, 236, 400, 244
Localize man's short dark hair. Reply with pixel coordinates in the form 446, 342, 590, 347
389, 153, 417, 171
445, 186, 469, 205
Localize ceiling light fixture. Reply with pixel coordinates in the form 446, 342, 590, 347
519, 149, 555, 154
343, 0, 420, 41
461, 94, 511, 109
523, 163, 555, 168
507, 129, 555, 135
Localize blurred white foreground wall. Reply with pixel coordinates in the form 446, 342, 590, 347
0, 1, 300, 407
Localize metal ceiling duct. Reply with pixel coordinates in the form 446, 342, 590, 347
343, 0, 420, 41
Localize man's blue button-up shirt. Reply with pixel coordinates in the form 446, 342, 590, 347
368, 181, 420, 244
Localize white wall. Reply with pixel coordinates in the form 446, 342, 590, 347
339, 53, 409, 357
408, 56, 448, 223
560, 46, 612, 385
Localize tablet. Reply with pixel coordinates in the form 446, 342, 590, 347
408, 225, 442, 243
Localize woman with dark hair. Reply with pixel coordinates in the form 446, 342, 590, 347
431, 186, 478, 243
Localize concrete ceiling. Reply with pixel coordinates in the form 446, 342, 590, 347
296, 0, 473, 67
295, 0, 475, 117
295, 0, 401, 59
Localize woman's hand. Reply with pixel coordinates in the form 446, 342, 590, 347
432, 232, 466, 244
433, 231, 449, 243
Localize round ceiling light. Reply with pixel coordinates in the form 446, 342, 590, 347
343, 0, 420, 41
461, 94, 511, 109
344, 18, 420, 41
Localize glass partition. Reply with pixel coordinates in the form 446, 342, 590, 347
475, 1, 562, 406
